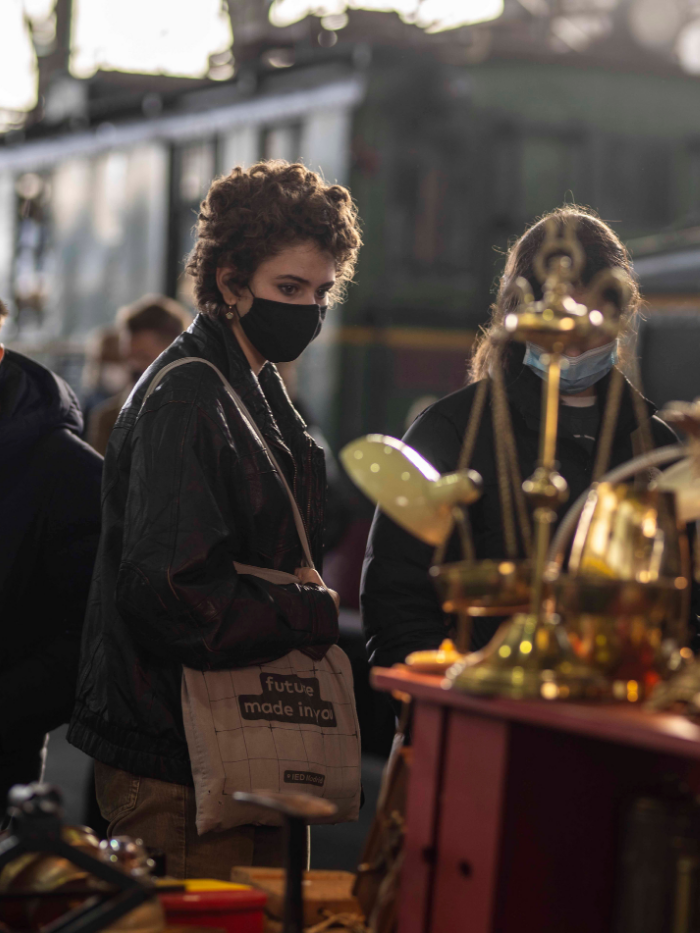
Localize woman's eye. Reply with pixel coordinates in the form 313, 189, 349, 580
279, 284, 297, 296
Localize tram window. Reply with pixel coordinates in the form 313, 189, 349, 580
521, 134, 582, 221
683, 140, 700, 223
262, 123, 301, 162
599, 138, 672, 230
12, 172, 52, 334
169, 140, 217, 306
179, 142, 216, 203
413, 165, 448, 267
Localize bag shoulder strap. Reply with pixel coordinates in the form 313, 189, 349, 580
140, 356, 315, 570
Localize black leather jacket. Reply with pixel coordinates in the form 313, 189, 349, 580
68, 314, 338, 784
361, 365, 680, 670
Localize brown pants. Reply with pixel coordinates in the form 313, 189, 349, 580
94, 761, 284, 880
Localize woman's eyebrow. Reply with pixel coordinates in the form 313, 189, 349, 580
275, 274, 335, 288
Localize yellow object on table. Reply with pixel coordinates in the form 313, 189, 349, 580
156, 880, 251, 893
404, 639, 462, 674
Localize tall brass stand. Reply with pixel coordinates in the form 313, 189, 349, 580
449, 343, 604, 699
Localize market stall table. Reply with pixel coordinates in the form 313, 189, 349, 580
372, 666, 700, 933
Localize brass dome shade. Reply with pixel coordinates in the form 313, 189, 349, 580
553, 482, 689, 698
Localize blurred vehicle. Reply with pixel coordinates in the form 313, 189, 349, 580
3, 5, 700, 449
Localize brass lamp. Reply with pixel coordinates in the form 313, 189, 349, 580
340, 434, 484, 667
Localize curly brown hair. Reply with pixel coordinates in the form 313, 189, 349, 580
186, 161, 362, 315
470, 206, 640, 382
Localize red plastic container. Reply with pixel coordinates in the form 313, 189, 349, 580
159, 886, 267, 933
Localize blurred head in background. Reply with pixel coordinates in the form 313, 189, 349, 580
117, 294, 192, 383
83, 327, 127, 400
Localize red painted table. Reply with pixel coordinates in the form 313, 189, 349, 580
371, 666, 700, 933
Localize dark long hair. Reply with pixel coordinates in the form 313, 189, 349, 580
469, 206, 640, 382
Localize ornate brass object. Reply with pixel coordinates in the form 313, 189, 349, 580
448, 218, 612, 699
0, 826, 101, 931
553, 483, 689, 697
429, 559, 531, 617
339, 434, 482, 547
0, 826, 165, 933
448, 611, 601, 700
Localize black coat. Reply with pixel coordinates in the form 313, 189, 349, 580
361, 365, 679, 670
68, 314, 338, 785
0, 350, 102, 797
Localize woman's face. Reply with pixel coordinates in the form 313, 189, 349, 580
217, 241, 336, 317
216, 241, 336, 372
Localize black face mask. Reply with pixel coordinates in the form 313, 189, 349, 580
238, 295, 324, 363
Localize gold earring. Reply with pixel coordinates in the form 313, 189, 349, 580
225, 305, 235, 320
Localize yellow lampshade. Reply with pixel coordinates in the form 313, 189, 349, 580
340, 434, 481, 546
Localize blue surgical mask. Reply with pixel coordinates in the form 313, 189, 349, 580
523, 341, 618, 395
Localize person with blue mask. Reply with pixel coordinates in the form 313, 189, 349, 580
361, 207, 692, 676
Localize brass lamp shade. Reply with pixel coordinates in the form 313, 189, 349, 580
567, 482, 686, 588
340, 435, 482, 546
554, 482, 689, 698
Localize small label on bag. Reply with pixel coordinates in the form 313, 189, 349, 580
239, 673, 337, 726
284, 770, 326, 786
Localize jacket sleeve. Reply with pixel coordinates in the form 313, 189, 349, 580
115, 390, 338, 670
361, 409, 463, 669
0, 434, 103, 751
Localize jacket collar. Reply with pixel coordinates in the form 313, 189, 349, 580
190, 313, 301, 456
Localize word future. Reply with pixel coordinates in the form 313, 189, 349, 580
239, 673, 337, 727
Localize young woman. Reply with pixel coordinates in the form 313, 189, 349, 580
361, 206, 678, 669
68, 161, 361, 878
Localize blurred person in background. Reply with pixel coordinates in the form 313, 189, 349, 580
81, 327, 129, 431
0, 298, 102, 818
361, 207, 682, 672
87, 296, 191, 455
68, 161, 361, 878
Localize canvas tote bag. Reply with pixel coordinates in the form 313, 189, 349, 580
140, 357, 361, 835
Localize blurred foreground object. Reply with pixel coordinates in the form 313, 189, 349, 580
656, 398, 700, 525
157, 878, 267, 933
231, 792, 359, 933
0, 783, 162, 933
646, 399, 700, 714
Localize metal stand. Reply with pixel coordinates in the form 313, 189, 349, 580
234, 790, 337, 933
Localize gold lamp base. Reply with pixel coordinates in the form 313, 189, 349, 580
430, 559, 532, 616
446, 612, 605, 700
